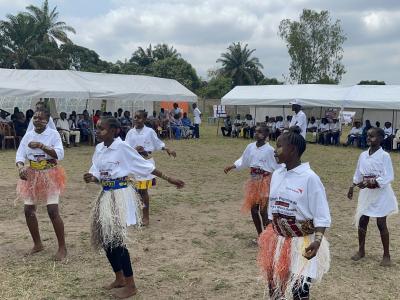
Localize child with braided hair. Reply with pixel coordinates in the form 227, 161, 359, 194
84, 116, 184, 299
258, 126, 331, 300
348, 127, 398, 266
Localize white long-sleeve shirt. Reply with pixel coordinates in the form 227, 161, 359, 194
234, 142, 281, 173
268, 162, 331, 228
353, 147, 394, 188
16, 128, 64, 163
27, 116, 57, 132
89, 137, 155, 181
289, 110, 307, 138
125, 126, 165, 152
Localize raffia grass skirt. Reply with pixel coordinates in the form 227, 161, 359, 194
91, 184, 143, 250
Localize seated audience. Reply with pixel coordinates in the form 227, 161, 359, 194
56, 112, 79, 147
10, 107, 20, 122
327, 118, 340, 145
78, 112, 92, 142
275, 116, 285, 137
306, 116, 318, 143
181, 112, 193, 138
392, 129, 400, 151
0, 109, 11, 123
92, 110, 101, 126
344, 121, 362, 147
13, 112, 27, 137
221, 115, 232, 137
170, 114, 182, 140
25, 109, 34, 126
243, 114, 256, 138
383, 122, 394, 151
318, 118, 330, 145
68, 113, 81, 146
120, 110, 133, 139
360, 120, 372, 148
147, 110, 160, 131
232, 114, 242, 138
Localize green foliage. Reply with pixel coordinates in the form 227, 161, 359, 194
217, 42, 263, 86
197, 75, 232, 99
358, 80, 386, 85
279, 9, 346, 84
258, 77, 284, 85
151, 57, 200, 91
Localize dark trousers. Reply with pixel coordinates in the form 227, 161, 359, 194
193, 124, 200, 138
221, 127, 232, 136
104, 245, 133, 277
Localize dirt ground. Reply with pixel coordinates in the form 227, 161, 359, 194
0, 124, 399, 300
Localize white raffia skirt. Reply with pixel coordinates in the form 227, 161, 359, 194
90, 184, 143, 250
354, 185, 398, 227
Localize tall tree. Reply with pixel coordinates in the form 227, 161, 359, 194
25, 0, 76, 44
153, 43, 180, 60
217, 42, 263, 86
129, 45, 154, 67
0, 13, 63, 69
279, 9, 346, 84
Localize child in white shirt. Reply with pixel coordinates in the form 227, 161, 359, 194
84, 116, 184, 299
16, 110, 67, 261
224, 125, 280, 237
125, 110, 176, 225
347, 127, 398, 266
258, 127, 331, 299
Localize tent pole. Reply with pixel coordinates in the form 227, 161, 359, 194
361, 108, 365, 123
392, 109, 395, 130
254, 106, 257, 124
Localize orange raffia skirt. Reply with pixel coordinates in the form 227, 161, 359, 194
241, 168, 271, 214
257, 219, 330, 299
16, 162, 66, 204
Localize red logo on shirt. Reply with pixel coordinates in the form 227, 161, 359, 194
275, 201, 289, 208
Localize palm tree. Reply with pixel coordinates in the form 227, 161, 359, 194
153, 43, 180, 60
0, 13, 64, 69
129, 44, 155, 67
25, 0, 76, 44
217, 42, 263, 86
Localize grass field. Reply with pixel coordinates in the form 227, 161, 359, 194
0, 124, 399, 299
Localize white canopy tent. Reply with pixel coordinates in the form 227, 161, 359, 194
0, 68, 197, 115
221, 84, 400, 128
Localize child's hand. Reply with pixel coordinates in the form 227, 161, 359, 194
224, 166, 234, 174
135, 146, 145, 153
83, 173, 96, 183
358, 181, 367, 189
347, 186, 354, 200
18, 167, 28, 180
303, 241, 320, 260
167, 177, 185, 189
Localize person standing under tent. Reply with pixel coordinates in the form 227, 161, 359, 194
192, 103, 202, 139
224, 125, 280, 239
27, 101, 57, 132
258, 127, 331, 300
289, 99, 307, 138
347, 127, 398, 267
125, 110, 176, 226
16, 109, 67, 261
84, 116, 184, 299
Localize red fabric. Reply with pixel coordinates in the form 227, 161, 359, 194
241, 173, 271, 213
16, 166, 66, 204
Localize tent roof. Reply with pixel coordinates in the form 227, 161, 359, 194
0, 68, 197, 102
221, 84, 400, 109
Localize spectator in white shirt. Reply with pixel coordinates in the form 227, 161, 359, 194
289, 99, 307, 138
232, 114, 242, 138
383, 122, 394, 151
56, 112, 79, 147
275, 116, 285, 138
192, 103, 202, 138
345, 121, 362, 146
327, 118, 340, 145
392, 128, 400, 150
318, 118, 330, 145
243, 114, 256, 139
68, 114, 81, 146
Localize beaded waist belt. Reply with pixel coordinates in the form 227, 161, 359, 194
272, 214, 315, 237
101, 177, 129, 191
363, 175, 379, 189
250, 168, 271, 177
29, 159, 57, 170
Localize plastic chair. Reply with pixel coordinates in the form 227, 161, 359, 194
0, 122, 18, 150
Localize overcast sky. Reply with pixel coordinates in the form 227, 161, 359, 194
1, 0, 400, 84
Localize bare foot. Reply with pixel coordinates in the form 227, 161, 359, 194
54, 247, 67, 261
351, 251, 365, 261
380, 256, 392, 267
25, 244, 44, 256
103, 279, 126, 290
112, 286, 138, 299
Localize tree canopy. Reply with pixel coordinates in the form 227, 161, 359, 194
279, 9, 346, 84
358, 80, 386, 85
